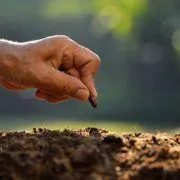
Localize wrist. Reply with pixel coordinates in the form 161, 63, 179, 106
0, 40, 23, 79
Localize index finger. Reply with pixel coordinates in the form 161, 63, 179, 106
73, 46, 100, 98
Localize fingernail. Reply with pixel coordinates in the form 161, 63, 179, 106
92, 88, 97, 98
75, 89, 89, 101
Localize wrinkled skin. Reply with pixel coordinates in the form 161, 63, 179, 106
0, 35, 100, 103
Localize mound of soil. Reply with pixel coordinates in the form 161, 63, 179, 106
0, 128, 179, 180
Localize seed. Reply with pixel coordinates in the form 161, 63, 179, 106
88, 95, 97, 108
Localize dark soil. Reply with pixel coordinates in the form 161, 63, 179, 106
0, 128, 179, 180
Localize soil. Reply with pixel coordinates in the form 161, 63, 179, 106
0, 127, 179, 180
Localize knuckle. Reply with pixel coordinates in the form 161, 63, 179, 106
59, 35, 71, 41
90, 53, 101, 70
82, 48, 101, 66
87, 49, 101, 65
94, 54, 101, 65
45, 35, 72, 48
54, 35, 72, 45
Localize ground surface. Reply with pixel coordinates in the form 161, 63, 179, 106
0, 128, 179, 180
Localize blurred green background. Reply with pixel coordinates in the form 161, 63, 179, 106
0, 0, 180, 132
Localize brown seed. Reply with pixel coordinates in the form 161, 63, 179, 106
88, 95, 97, 108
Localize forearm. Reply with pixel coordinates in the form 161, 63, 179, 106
0, 40, 21, 80
0, 39, 22, 60
0, 39, 16, 62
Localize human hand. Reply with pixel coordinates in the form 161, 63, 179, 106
0, 35, 100, 103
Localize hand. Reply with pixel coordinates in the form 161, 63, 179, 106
0, 35, 100, 103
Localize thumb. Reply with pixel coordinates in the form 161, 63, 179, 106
81, 76, 97, 98
38, 67, 89, 101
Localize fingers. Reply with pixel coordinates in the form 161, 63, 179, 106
0, 80, 26, 91
36, 68, 81, 103
81, 76, 97, 98
32, 36, 100, 102
63, 68, 97, 100
36, 89, 69, 103
73, 46, 100, 98
37, 67, 89, 101
67, 68, 97, 98
66, 68, 81, 79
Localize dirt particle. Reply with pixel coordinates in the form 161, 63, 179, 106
152, 136, 159, 144
38, 128, 43, 134
32, 128, 37, 134
135, 132, 142, 137
129, 139, 136, 147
